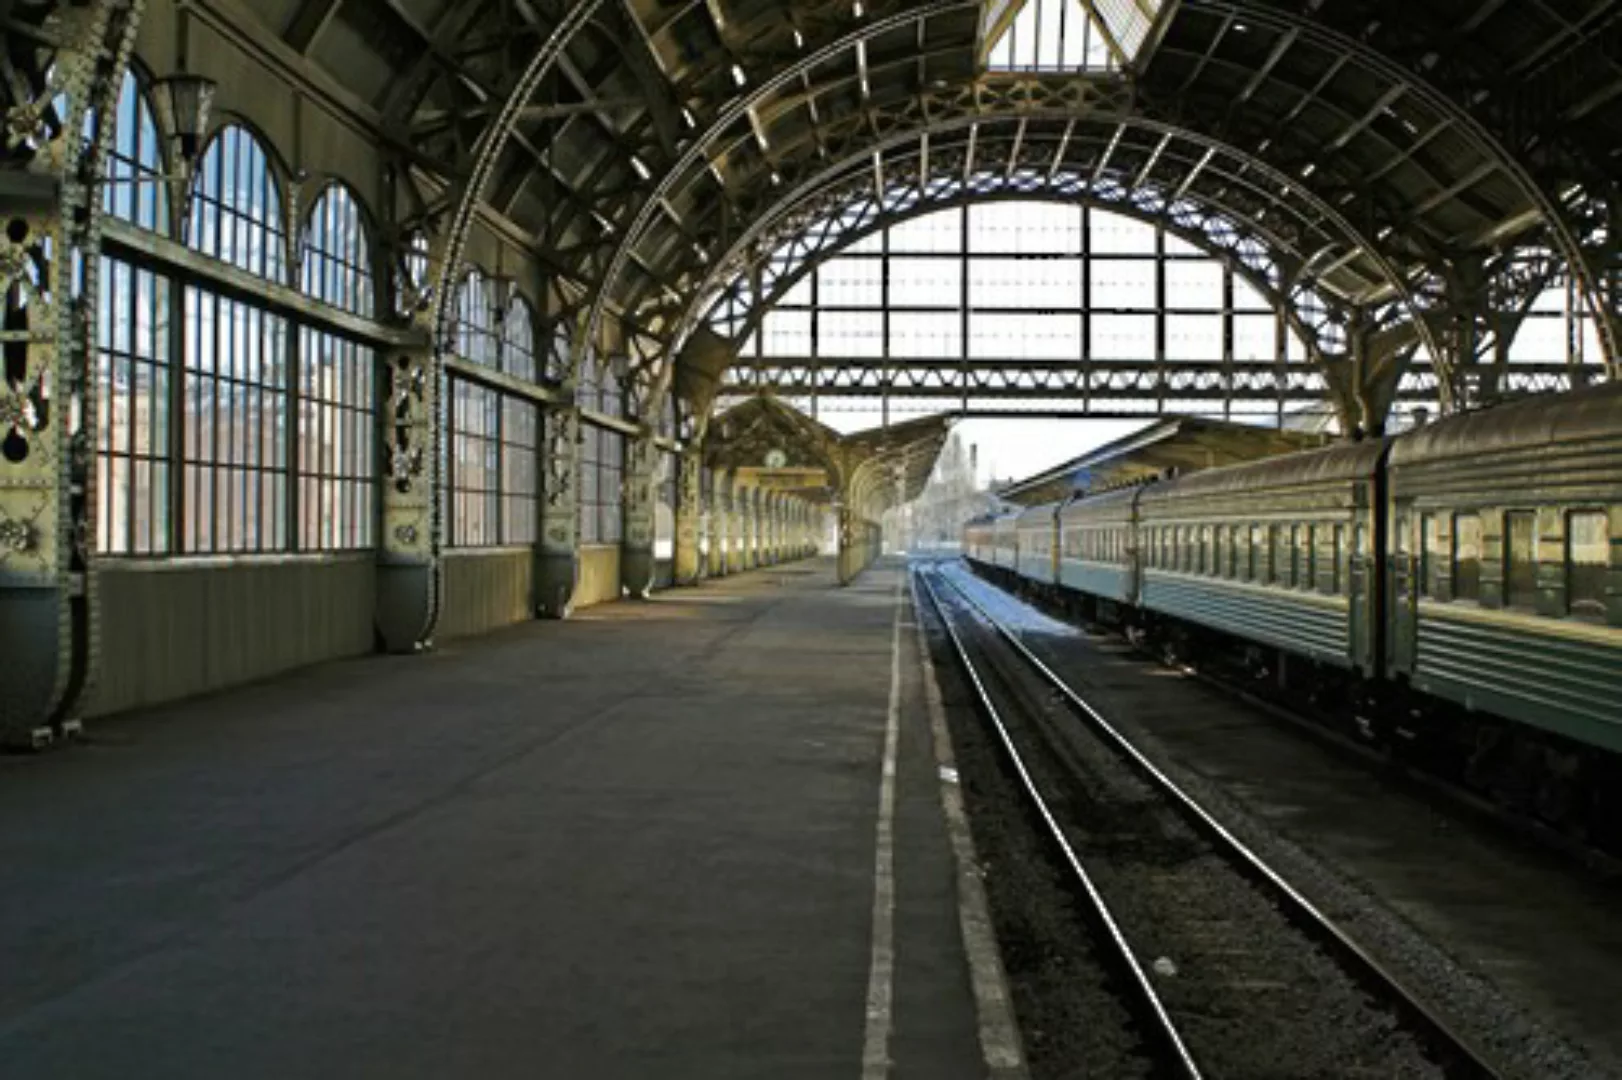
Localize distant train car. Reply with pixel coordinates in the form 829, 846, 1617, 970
963, 517, 998, 564
991, 511, 1021, 570
1136, 441, 1389, 676
1385, 383, 1622, 752
1016, 503, 1061, 586
1057, 486, 1145, 611
959, 382, 1622, 839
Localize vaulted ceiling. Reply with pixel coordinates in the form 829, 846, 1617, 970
265, 0, 1620, 401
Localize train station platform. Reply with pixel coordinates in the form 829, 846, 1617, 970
0, 559, 1020, 1079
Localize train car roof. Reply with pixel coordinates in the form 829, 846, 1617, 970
1060, 485, 1146, 515
1389, 381, 1622, 467
1015, 502, 1063, 524
1140, 438, 1389, 505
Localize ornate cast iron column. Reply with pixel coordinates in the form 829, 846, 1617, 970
673, 449, 701, 585
0, 0, 143, 745
620, 431, 656, 599
376, 336, 440, 651
536, 404, 580, 618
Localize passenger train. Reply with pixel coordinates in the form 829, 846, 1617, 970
964, 381, 1622, 841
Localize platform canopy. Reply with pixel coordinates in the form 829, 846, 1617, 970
707, 396, 952, 516
995, 414, 1329, 505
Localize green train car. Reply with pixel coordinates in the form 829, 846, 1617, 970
964, 381, 1622, 836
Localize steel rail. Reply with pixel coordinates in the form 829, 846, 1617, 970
914, 568, 1204, 1079
930, 564, 1505, 1080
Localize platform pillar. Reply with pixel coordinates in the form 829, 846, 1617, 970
535, 404, 581, 618
674, 449, 702, 585
621, 433, 657, 599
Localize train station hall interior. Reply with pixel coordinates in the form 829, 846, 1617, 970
2, 0, 1620, 1076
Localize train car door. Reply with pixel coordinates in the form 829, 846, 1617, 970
1389, 505, 1419, 673
1350, 519, 1371, 672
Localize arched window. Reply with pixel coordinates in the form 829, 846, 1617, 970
454, 270, 497, 366
501, 295, 537, 381
302, 184, 374, 316
103, 68, 168, 233
183, 125, 290, 552
298, 183, 377, 551
444, 276, 538, 547
96, 66, 174, 555
189, 124, 287, 281
579, 356, 625, 545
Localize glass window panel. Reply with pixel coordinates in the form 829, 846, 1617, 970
969, 202, 1082, 255
1164, 261, 1223, 307
1088, 258, 1156, 309
970, 258, 1082, 309
889, 257, 962, 308
762, 310, 812, 355
1166, 314, 1222, 362
1089, 213, 1156, 254
816, 258, 883, 306
888, 209, 962, 253
969, 312, 1081, 360
817, 310, 884, 358
889, 312, 962, 359
1568, 511, 1609, 621
1090, 313, 1155, 361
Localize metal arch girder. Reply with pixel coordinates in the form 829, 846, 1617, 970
584, 58, 1445, 413
578, 0, 984, 375
628, 88, 1384, 303
666, 118, 1362, 313
1169, 0, 1620, 376
633, 103, 1443, 406
694, 165, 1331, 370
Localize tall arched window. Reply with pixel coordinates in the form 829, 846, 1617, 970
183, 124, 290, 552
299, 183, 377, 551
501, 296, 537, 381
444, 272, 538, 546
579, 356, 625, 545
454, 270, 497, 367
96, 68, 172, 555
104, 68, 168, 233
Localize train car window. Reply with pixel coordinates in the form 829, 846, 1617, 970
1287, 525, 1301, 587
1212, 527, 1225, 577
1568, 511, 1609, 621
1504, 511, 1538, 610
1252, 525, 1268, 583
1453, 513, 1481, 602
1419, 515, 1437, 598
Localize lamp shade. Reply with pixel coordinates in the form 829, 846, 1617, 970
153, 74, 217, 166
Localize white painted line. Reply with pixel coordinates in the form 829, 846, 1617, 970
910, 573, 1030, 1079
861, 572, 906, 1080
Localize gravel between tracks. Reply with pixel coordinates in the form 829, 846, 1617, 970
943, 561, 1618, 1080
916, 581, 1154, 1080
935, 577, 1442, 1079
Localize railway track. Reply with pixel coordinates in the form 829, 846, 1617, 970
915, 564, 1504, 1080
